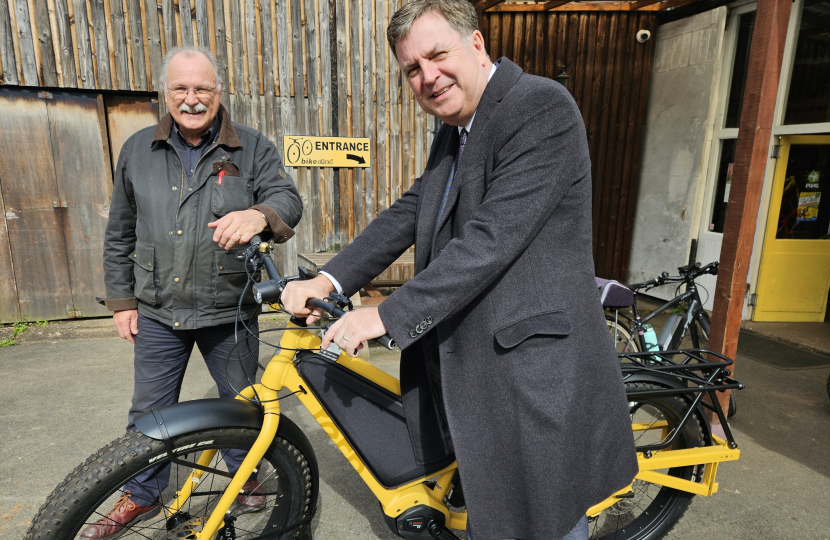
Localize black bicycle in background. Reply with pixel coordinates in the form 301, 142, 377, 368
602, 261, 717, 355
600, 261, 737, 417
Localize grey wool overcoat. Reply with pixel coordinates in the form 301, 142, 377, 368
321, 58, 638, 540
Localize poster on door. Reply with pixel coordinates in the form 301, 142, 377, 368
797, 170, 821, 222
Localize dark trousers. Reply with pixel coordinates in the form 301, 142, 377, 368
123, 314, 260, 505
467, 515, 588, 540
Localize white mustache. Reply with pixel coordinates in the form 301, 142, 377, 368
179, 102, 208, 114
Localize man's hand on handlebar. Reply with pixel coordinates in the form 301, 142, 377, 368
113, 309, 138, 344
322, 308, 388, 357
281, 275, 337, 325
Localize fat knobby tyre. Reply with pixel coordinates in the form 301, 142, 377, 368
589, 382, 705, 540
26, 428, 315, 540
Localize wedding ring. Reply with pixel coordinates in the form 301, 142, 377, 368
342, 336, 350, 342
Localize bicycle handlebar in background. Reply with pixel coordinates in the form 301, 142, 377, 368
627, 261, 719, 291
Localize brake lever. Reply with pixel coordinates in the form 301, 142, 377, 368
326, 294, 353, 312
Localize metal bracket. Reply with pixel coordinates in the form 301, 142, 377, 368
771, 144, 781, 159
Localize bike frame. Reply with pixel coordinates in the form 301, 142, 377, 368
620, 279, 708, 353
162, 323, 463, 539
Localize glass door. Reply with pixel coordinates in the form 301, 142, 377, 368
754, 135, 830, 321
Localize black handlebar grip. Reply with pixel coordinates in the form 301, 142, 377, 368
305, 298, 396, 349
375, 334, 397, 350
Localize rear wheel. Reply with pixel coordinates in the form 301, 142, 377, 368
589, 382, 704, 540
26, 428, 315, 540
606, 315, 640, 354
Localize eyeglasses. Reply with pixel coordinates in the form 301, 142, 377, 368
165, 85, 220, 99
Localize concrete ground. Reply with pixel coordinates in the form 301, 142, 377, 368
1, 316, 829, 539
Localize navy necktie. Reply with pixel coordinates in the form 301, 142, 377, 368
434, 128, 468, 236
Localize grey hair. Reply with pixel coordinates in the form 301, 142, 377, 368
387, 0, 480, 59
159, 46, 224, 89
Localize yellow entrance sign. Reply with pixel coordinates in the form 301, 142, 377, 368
283, 136, 371, 168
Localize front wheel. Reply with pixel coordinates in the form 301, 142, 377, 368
589, 382, 704, 540
27, 428, 315, 540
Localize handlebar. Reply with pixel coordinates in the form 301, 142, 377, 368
306, 298, 396, 350
626, 261, 719, 291
249, 240, 396, 350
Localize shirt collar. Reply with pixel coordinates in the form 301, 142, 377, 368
459, 62, 498, 135
173, 113, 221, 148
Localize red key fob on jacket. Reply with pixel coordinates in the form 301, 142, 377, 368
218, 170, 225, 186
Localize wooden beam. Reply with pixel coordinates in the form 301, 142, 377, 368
657, 0, 699, 11
709, 0, 793, 420
630, 0, 663, 9
488, 2, 661, 12
475, 0, 505, 12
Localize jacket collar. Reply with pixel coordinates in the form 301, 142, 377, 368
151, 105, 242, 148
467, 57, 522, 132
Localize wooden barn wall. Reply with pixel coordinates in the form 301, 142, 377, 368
482, 11, 657, 281
0, 0, 435, 279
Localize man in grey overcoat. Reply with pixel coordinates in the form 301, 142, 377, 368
282, 1, 638, 538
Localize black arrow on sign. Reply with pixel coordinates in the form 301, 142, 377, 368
346, 154, 365, 164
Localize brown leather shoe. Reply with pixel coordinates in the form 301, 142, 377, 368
237, 479, 266, 509
80, 491, 157, 539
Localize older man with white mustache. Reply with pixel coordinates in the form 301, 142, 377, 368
90, 47, 303, 539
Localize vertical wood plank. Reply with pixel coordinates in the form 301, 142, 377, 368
194, 0, 209, 47
89, 0, 111, 87
335, 0, 349, 246
144, 0, 163, 92
228, 0, 246, 122
0, 173, 21, 322
51, 0, 75, 86
348, 0, 363, 235
0, 0, 18, 84
127, 0, 146, 89
102, 0, 119, 87
104, 0, 130, 90
13, 0, 38, 84
388, 0, 400, 205
361, 0, 374, 226
259, 0, 276, 142
290, 0, 311, 252
70, 0, 94, 87
212, 0, 231, 111
46, 0, 65, 85
304, 0, 322, 251
245, 0, 259, 129
8, 0, 24, 83
33, 0, 57, 85
178, 0, 193, 45
319, 0, 335, 248
319, 0, 331, 133
274, 0, 296, 274
161, 0, 176, 50
373, 0, 387, 216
